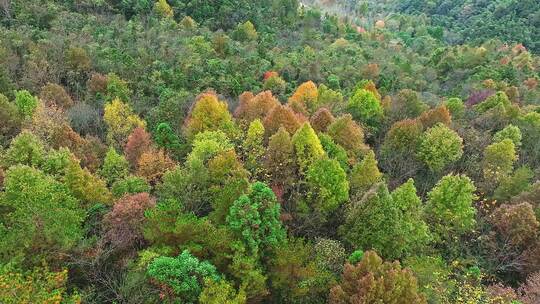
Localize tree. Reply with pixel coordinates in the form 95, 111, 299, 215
319, 133, 349, 171
199, 278, 246, 304
226, 182, 286, 256
99, 147, 129, 186
493, 124, 522, 147
137, 149, 175, 184
154, 0, 173, 18
105, 73, 131, 103
243, 119, 265, 178
154, 122, 182, 154
347, 88, 383, 131
2, 131, 46, 168
317, 84, 343, 111
426, 174, 477, 241
483, 139, 517, 188
0, 165, 83, 263
306, 157, 349, 215
64, 158, 112, 206
103, 98, 146, 148
268, 238, 335, 303
263, 104, 301, 137
0, 94, 22, 145
264, 127, 296, 189
288, 81, 319, 114
418, 105, 451, 129
232, 21, 258, 41
349, 151, 382, 196
103, 192, 156, 251
184, 92, 236, 139
329, 251, 427, 304
310, 107, 335, 132
341, 181, 429, 260
389, 89, 428, 122
292, 122, 325, 172
417, 123, 463, 172
14, 90, 38, 118
493, 166, 533, 202
39, 83, 73, 109
327, 114, 367, 159
124, 127, 153, 168
207, 150, 250, 224
445, 97, 465, 118
111, 175, 150, 198
475, 91, 511, 113
235, 90, 279, 124
0, 265, 80, 304
147, 250, 220, 303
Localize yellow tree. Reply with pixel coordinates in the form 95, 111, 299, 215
103, 98, 146, 149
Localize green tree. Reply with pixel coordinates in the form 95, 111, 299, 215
493, 124, 522, 147
347, 88, 383, 131
147, 250, 220, 303
111, 175, 150, 198
14, 90, 38, 118
319, 133, 348, 171
445, 97, 465, 118
417, 123, 463, 172
0, 165, 83, 263
154, 122, 182, 155
483, 139, 517, 188
292, 122, 325, 172
232, 21, 258, 41
341, 180, 430, 260
99, 147, 129, 186
226, 182, 286, 256
0, 94, 22, 145
306, 157, 349, 215
426, 174, 477, 241
199, 278, 246, 304
2, 131, 45, 168
349, 150, 382, 196
243, 119, 265, 179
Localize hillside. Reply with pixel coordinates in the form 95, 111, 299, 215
0, 1, 540, 303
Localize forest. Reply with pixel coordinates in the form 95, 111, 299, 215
0, 0, 539, 303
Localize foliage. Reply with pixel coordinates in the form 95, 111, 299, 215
483, 139, 517, 188
426, 174, 477, 241
0, 165, 84, 263
292, 122, 325, 172
14, 90, 38, 118
103, 98, 146, 148
349, 150, 382, 196
306, 157, 349, 215
2, 131, 46, 168
329, 251, 427, 304
347, 88, 383, 131
185, 92, 236, 139
99, 147, 129, 186
0, 265, 80, 304
111, 175, 150, 198
226, 182, 286, 256
147, 250, 220, 303
103, 192, 156, 251
199, 278, 246, 304
417, 123, 463, 172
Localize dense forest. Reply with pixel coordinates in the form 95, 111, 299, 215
0, 0, 539, 303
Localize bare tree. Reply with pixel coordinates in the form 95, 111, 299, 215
0, 0, 10, 19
